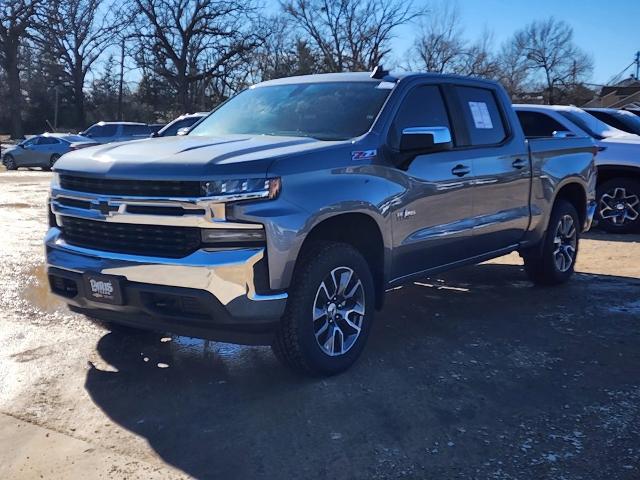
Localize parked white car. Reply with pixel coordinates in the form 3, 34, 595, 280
515, 105, 640, 233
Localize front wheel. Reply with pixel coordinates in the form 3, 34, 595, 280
272, 241, 375, 376
596, 178, 640, 233
523, 199, 580, 286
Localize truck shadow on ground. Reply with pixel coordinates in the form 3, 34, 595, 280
85, 262, 640, 479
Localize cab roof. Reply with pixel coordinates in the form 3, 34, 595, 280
255, 71, 501, 88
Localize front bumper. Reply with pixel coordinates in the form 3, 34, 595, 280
45, 228, 287, 344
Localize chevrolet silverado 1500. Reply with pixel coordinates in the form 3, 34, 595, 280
46, 70, 597, 375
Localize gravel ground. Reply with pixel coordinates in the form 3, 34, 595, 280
0, 169, 639, 479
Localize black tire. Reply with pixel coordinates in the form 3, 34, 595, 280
596, 177, 640, 233
272, 241, 375, 376
3, 154, 17, 170
46, 153, 61, 171
523, 199, 580, 286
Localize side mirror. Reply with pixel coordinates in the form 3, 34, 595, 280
552, 130, 575, 139
176, 127, 190, 136
400, 126, 452, 153
150, 131, 159, 138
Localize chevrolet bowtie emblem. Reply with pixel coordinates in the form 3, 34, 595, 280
92, 200, 119, 216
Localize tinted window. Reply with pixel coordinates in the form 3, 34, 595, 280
557, 110, 625, 139
159, 117, 201, 137
587, 111, 627, 131
85, 124, 117, 137
122, 124, 151, 135
61, 135, 92, 143
37, 137, 60, 145
456, 87, 506, 145
390, 85, 452, 148
587, 110, 640, 135
22, 137, 37, 147
190, 82, 391, 141
516, 111, 568, 138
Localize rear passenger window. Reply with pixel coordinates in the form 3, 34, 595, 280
390, 85, 452, 148
516, 111, 568, 138
37, 137, 59, 145
456, 86, 506, 145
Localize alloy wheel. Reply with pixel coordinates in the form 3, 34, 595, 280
553, 214, 577, 272
312, 266, 365, 357
599, 187, 639, 226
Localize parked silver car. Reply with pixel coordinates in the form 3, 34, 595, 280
515, 104, 640, 233
2, 133, 97, 170
80, 122, 157, 144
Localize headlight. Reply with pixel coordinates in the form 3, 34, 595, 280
201, 177, 281, 201
51, 173, 60, 188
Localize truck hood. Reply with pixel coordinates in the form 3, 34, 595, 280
600, 134, 640, 145
54, 134, 345, 179
597, 134, 640, 168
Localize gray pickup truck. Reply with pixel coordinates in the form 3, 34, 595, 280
46, 70, 597, 375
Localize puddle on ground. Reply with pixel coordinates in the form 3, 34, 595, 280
21, 263, 66, 313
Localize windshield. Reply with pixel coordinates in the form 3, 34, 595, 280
189, 82, 392, 141
559, 110, 628, 140
610, 110, 640, 135
61, 135, 93, 143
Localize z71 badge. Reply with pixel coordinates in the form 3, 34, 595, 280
351, 149, 377, 161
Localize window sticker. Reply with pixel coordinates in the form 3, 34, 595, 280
468, 101, 493, 129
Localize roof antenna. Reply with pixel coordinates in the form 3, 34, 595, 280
370, 65, 389, 80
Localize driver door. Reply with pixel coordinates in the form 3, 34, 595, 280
17, 137, 39, 166
389, 84, 476, 280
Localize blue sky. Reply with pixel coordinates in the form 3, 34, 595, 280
389, 0, 640, 85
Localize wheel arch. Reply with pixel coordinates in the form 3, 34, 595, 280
553, 181, 587, 229
297, 212, 387, 310
597, 165, 640, 185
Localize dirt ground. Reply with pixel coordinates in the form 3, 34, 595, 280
0, 169, 639, 479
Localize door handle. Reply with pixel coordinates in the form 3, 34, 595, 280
451, 164, 471, 177
512, 158, 527, 169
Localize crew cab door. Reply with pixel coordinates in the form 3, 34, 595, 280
453, 86, 531, 254
388, 84, 476, 280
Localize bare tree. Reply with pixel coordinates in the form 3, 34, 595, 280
282, 0, 423, 72
410, 5, 498, 78
251, 16, 318, 82
512, 18, 592, 104
132, 0, 263, 112
0, 0, 40, 137
496, 40, 530, 100
39, 0, 123, 127
411, 3, 465, 74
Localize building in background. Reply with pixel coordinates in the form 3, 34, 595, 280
584, 76, 640, 109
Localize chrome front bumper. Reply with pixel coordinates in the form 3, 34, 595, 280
45, 228, 287, 340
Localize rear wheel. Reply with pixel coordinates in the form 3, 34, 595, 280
596, 178, 640, 233
3, 154, 17, 170
523, 199, 580, 285
272, 241, 375, 376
